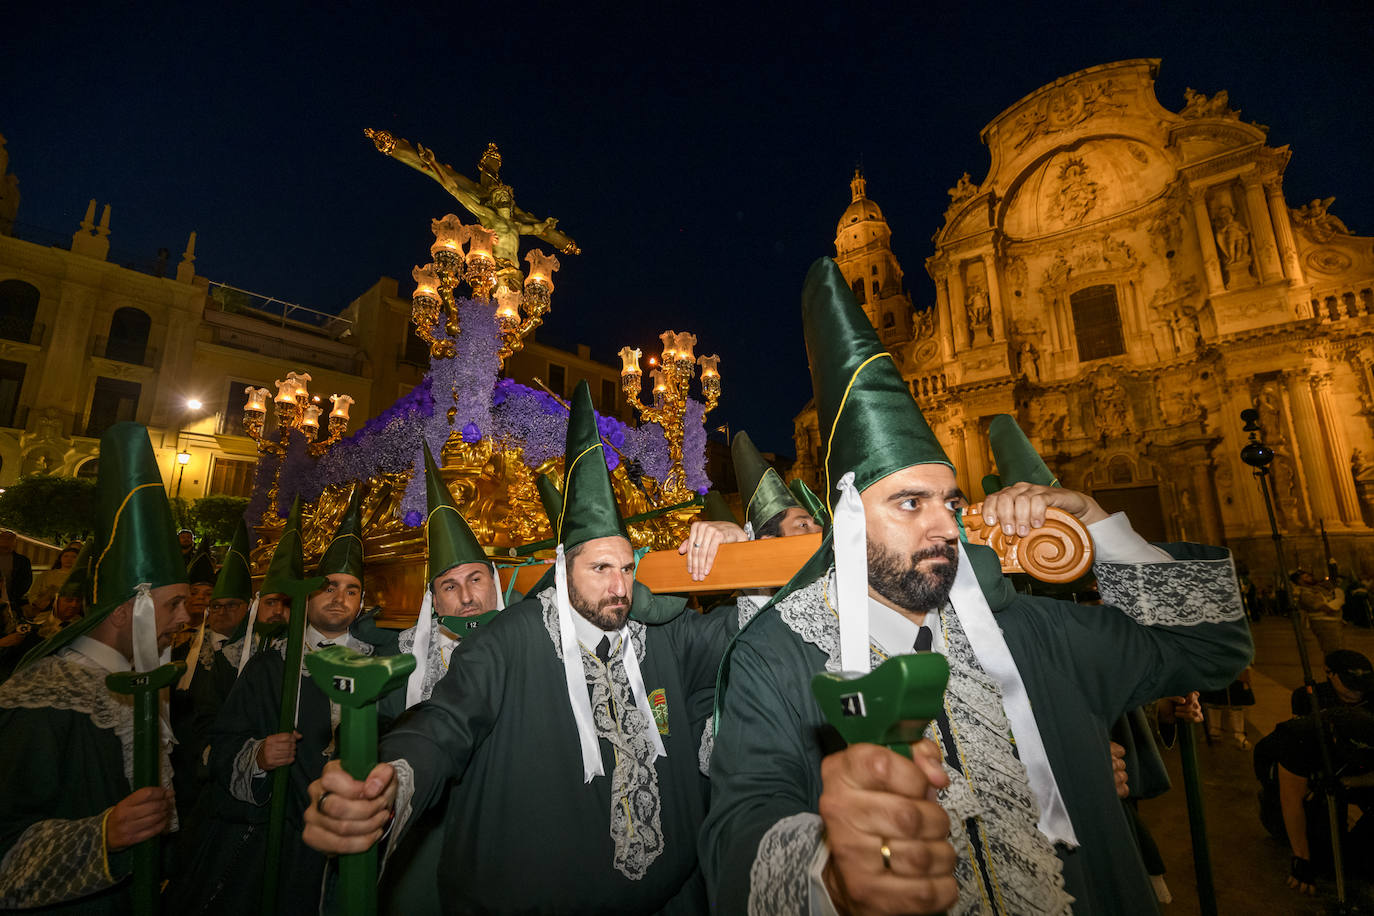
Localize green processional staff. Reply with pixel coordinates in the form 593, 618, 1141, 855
306, 647, 414, 916
982, 413, 1217, 915
257, 492, 347, 915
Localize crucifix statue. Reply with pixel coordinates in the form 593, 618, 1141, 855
364, 130, 581, 271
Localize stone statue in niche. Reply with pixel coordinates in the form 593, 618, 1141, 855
1093, 374, 1135, 439
1211, 204, 1251, 265
913, 307, 935, 340
1291, 197, 1350, 243
947, 172, 977, 205
965, 283, 993, 344
1016, 341, 1041, 381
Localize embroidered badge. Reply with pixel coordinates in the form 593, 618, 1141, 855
649, 688, 669, 735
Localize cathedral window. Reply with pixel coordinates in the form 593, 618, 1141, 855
1069, 284, 1125, 361
0, 279, 39, 344
851, 278, 866, 304
871, 280, 880, 295
871, 265, 878, 275
883, 311, 895, 328
0, 358, 24, 428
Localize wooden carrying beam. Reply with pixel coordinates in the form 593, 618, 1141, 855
496, 505, 1093, 596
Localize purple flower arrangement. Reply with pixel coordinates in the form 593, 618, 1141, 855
246, 297, 713, 529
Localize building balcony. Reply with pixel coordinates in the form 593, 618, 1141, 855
0, 319, 46, 347
88, 335, 161, 368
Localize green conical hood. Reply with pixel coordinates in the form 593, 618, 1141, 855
20, 423, 187, 666
536, 473, 563, 525
803, 257, 950, 510
58, 540, 95, 602
733, 431, 800, 531
702, 490, 739, 525
424, 442, 487, 583
261, 498, 305, 596
316, 486, 365, 582
556, 380, 628, 550
788, 478, 828, 529
186, 548, 216, 585
212, 519, 254, 602
986, 414, 1059, 491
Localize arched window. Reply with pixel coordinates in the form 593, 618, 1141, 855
0, 280, 39, 344
106, 307, 151, 364
851, 278, 866, 304
871, 279, 880, 295
882, 311, 895, 329
1069, 284, 1125, 361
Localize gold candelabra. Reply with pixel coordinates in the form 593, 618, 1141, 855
242, 372, 354, 522
619, 331, 721, 501
411, 214, 560, 365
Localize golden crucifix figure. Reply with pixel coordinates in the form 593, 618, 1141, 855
364, 129, 581, 265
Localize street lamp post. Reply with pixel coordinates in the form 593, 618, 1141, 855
1240, 407, 1349, 907
175, 450, 191, 499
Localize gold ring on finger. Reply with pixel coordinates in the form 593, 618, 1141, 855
880, 841, 893, 871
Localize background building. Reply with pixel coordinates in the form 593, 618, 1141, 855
794, 59, 1374, 581
0, 134, 628, 509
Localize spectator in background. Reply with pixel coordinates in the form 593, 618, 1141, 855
177, 528, 196, 566
0, 529, 33, 611
1293, 569, 1346, 653
27, 544, 81, 614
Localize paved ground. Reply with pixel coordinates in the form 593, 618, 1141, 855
1136, 614, 1374, 914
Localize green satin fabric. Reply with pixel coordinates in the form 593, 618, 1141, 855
702, 490, 739, 525
262, 498, 306, 595
733, 431, 800, 531
212, 519, 254, 602
788, 478, 828, 530
801, 258, 951, 510
988, 414, 1058, 489
556, 380, 629, 551
535, 472, 563, 524
316, 486, 366, 582
423, 443, 488, 582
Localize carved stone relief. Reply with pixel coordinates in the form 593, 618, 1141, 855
1007, 78, 1127, 151
1052, 157, 1100, 226
1179, 88, 1241, 120
1290, 197, 1349, 243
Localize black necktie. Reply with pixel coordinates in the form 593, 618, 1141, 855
595, 636, 611, 664
914, 626, 933, 653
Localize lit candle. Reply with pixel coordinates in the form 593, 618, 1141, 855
495, 289, 521, 321
412, 264, 440, 301
618, 346, 642, 376
329, 394, 354, 420
430, 214, 468, 259
524, 250, 561, 290
659, 330, 676, 361
651, 368, 667, 393
467, 226, 497, 262
674, 332, 697, 363
289, 371, 312, 400
302, 405, 322, 429
244, 386, 269, 413
698, 354, 720, 378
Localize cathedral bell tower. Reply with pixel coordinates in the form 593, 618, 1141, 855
833, 169, 912, 346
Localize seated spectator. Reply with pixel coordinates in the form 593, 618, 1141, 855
1291, 650, 1372, 716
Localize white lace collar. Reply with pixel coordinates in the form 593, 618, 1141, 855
65, 636, 131, 674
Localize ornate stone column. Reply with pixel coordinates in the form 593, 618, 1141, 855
1285, 370, 1344, 528
1311, 371, 1364, 527
1189, 190, 1226, 295
962, 419, 989, 500
946, 262, 968, 356
982, 252, 1006, 342
1191, 456, 1226, 546
934, 274, 955, 363
1265, 179, 1305, 284
946, 424, 971, 501
1242, 176, 1284, 283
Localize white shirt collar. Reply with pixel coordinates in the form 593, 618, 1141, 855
306, 624, 363, 652
570, 603, 622, 654
65, 635, 132, 674
866, 594, 946, 657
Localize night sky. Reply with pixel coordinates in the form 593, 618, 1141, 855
5, 1, 1371, 456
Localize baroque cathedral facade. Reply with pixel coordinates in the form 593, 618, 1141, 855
792, 59, 1374, 580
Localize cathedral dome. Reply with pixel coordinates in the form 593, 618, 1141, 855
837, 169, 887, 233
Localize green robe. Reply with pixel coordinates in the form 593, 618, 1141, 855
0, 652, 173, 913
378, 588, 730, 914
701, 542, 1253, 915
168, 613, 397, 914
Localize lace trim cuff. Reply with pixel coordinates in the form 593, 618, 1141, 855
381, 758, 416, 875
230, 738, 266, 804
748, 812, 824, 916
1096, 554, 1244, 626
0, 811, 115, 908
698, 719, 714, 776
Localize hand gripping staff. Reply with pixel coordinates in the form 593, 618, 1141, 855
106, 659, 186, 916
305, 647, 416, 916
259, 574, 325, 916
811, 653, 950, 760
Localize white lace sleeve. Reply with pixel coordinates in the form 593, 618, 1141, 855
748, 812, 825, 916
380, 758, 416, 875
0, 810, 115, 908
230, 738, 266, 803
1096, 553, 1245, 626
698, 720, 714, 776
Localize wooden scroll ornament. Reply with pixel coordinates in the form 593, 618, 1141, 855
496, 502, 1092, 596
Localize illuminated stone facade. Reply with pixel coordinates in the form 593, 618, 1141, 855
794, 59, 1374, 579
